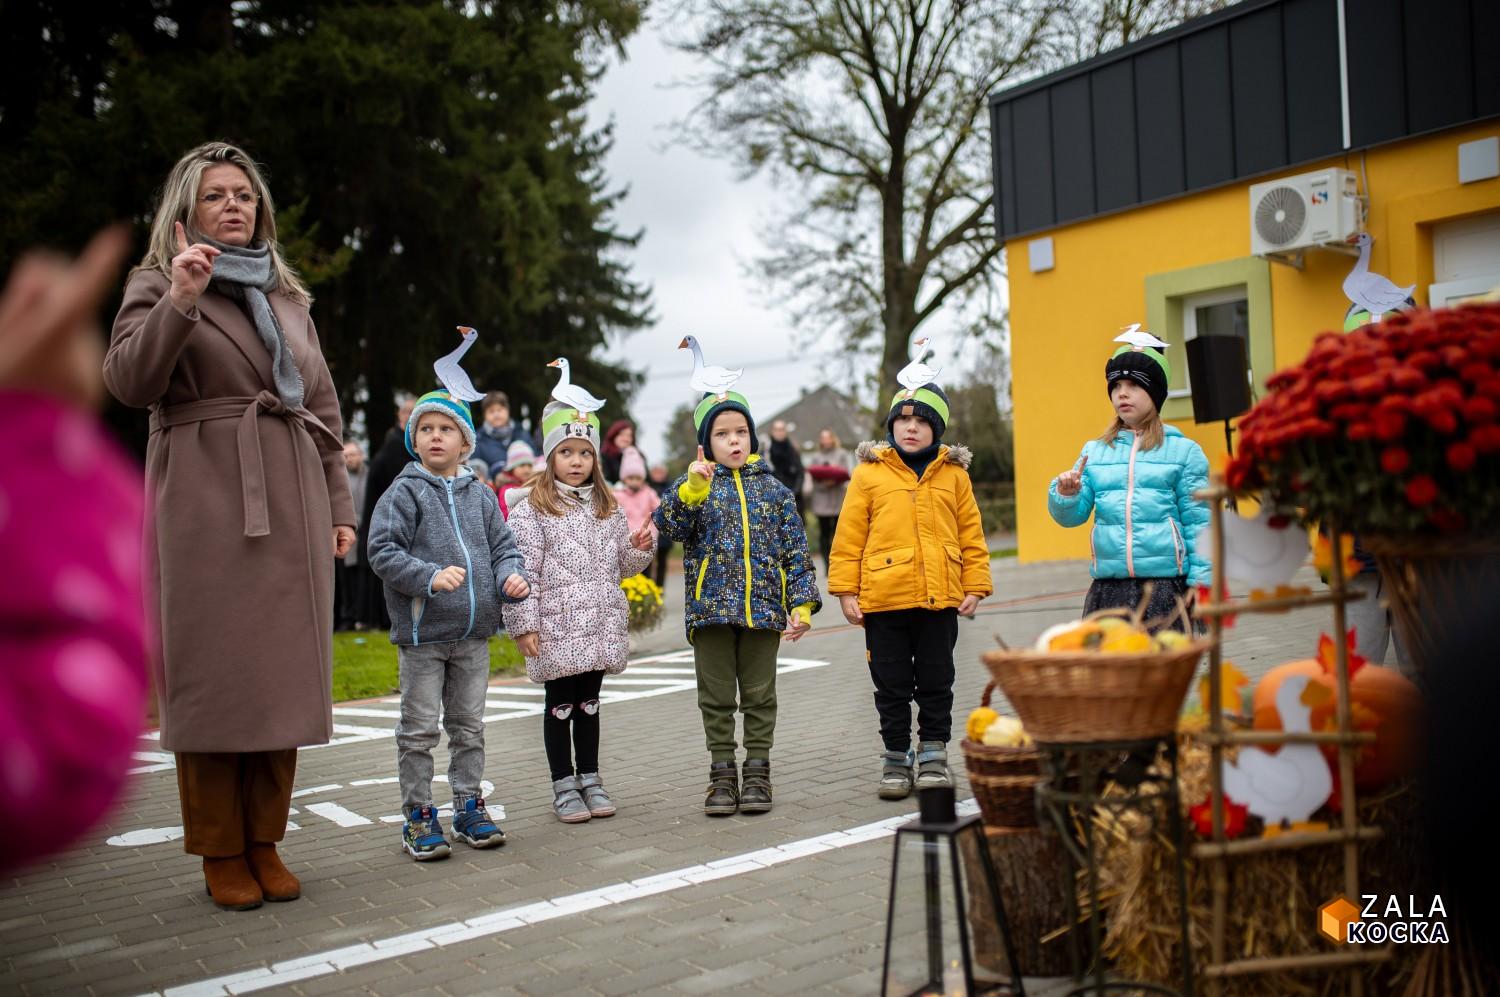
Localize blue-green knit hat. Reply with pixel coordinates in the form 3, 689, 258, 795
406, 390, 477, 459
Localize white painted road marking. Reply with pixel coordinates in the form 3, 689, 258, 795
145, 800, 978, 996
128, 653, 828, 775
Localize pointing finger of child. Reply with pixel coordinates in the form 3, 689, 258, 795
1078, 455, 1089, 472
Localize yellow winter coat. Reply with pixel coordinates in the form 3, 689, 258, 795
828, 442, 992, 612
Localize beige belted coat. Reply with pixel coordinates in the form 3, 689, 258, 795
105, 270, 355, 752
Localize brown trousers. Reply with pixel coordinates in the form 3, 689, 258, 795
175, 750, 297, 857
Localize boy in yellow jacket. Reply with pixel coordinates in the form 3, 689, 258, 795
828, 381, 991, 799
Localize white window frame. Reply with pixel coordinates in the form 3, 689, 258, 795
1170, 286, 1250, 399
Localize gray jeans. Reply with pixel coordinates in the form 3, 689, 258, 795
1346, 573, 1410, 675
396, 638, 490, 810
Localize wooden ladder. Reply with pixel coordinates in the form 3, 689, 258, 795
1193, 484, 1392, 992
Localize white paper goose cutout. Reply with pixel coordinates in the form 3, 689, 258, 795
1223, 674, 1333, 828
1198, 507, 1309, 587
434, 326, 485, 402
1114, 324, 1170, 350
896, 336, 942, 393
546, 357, 606, 414
1344, 234, 1415, 321
679, 336, 742, 397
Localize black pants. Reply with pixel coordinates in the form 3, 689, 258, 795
543, 670, 606, 781
651, 540, 670, 588
864, 608, 959, 752
817, 515, 838, 566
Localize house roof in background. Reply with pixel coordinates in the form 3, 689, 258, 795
761, 384, 870, 450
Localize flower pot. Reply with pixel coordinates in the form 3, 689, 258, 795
1365, 534, 1500, 674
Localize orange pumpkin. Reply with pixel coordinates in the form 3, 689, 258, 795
1253, 659, 1422, 788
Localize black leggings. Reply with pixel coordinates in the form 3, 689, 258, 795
817, 515, 838, 565
543, 670, 606, 781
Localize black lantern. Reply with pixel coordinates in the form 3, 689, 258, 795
882, 786, 1025, 996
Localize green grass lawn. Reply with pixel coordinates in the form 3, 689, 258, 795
990, 546, 1019, 559
331, 632, 526, 702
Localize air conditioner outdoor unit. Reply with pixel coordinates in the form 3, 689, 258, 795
1248, 168, 1361, 256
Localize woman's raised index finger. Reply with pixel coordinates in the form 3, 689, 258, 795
175, 221, 189, 253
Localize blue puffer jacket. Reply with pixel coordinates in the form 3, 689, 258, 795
1047, 426, 1211, 586
655, 455, 821, 639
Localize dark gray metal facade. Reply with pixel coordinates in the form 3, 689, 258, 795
989, 0, 1500, 240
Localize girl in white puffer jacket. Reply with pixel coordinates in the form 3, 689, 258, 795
503, 400, 655, 823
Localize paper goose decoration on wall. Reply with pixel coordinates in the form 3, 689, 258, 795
1114, 323, 1170, 351
1223, 673, 1334, 830
546, 357, 606, 414
1343, 233, 1415, 321
679, 336, 742, 398
896, 336, 942, 394
433, 325, 485, 402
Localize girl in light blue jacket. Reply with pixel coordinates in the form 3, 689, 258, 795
1048, 338, 1211, 631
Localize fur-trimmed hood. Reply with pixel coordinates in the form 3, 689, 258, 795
854, 440, 973, 470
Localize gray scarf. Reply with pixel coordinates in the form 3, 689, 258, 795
561, 483, 594, 506
206, 239, 305, 409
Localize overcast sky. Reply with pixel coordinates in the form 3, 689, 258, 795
587, 19, 814, 462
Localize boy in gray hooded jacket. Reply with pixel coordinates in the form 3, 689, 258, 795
369, 390, 529, 860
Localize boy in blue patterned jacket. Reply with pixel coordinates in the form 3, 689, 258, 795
655, 390, 821, 816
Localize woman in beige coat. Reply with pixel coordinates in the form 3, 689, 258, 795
105, 142, 355, 912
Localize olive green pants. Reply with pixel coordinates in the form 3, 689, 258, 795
692, 625, 780, 763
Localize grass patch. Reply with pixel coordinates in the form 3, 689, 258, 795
990, 546, 1019, 559
331, 632, 526, 702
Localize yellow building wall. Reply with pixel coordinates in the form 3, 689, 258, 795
1011, 120, 1500, 562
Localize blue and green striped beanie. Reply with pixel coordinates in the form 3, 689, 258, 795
406, 390, 477, 459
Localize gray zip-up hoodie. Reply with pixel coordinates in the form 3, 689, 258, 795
368, 463, 526, 646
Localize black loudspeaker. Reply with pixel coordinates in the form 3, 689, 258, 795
1186, 335, 1251, 424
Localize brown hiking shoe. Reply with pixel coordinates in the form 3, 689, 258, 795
739, 759, 772, 814
203, 856, 263, 911
246, 843, 301, 902
704, 762, 739, 816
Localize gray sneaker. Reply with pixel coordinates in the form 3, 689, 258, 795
915, 740, 953, 789
552, 776, 592, 823
879, 749, 915, 800
577, 772, 616, 817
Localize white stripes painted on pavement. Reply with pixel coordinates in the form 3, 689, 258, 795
146, 800, 978, 997
128, 653, 828, 776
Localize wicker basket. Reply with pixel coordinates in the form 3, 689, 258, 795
961, 682, 1042, 828
982, 643, 1206, 743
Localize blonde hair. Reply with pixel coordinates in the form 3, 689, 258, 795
1097, 411, 1165, 451
528, 447, 617, 519
132, 141, 311, 305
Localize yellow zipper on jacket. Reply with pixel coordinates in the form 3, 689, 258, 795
695, 559, 710, 600
733, 467, 753, 627
779, 566, 787, 610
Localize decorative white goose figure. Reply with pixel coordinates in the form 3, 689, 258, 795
433, 326, 485, 402
1223, 674, 1333, 829
1343, 233, 1415, 321
546, 358, 606, 414
1114, 324, 1170, 350
896, 336, 942, 395
679, 336, 742, 398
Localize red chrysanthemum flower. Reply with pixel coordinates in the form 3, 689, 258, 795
1380, 447, 1410, 474
1405, 475, 1439, 507
1446, 441, 1477, 472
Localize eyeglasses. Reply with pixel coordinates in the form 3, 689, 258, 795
200, 191, 259, 208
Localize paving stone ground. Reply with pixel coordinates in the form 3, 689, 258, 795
0, 556, 1350, 996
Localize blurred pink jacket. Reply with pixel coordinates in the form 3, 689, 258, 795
612, 481, 661, 535
0, 392, 150, 871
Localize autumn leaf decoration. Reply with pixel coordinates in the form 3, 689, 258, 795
1199, 660, 1249, 717
1190, 793, 1250, 839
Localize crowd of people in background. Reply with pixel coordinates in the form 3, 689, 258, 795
333, 396, 856, 633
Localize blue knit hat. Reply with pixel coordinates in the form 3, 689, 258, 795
406, 390, 477, 459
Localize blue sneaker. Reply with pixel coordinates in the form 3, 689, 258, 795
401, 805, 451, 861
452, 797, 506, 848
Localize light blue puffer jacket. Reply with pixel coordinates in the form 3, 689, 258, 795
1047, 426, 1211, 586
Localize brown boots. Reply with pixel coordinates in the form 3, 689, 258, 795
204, 844, 301, 911
203, 856, 262, 911
246, 843, 301, 901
